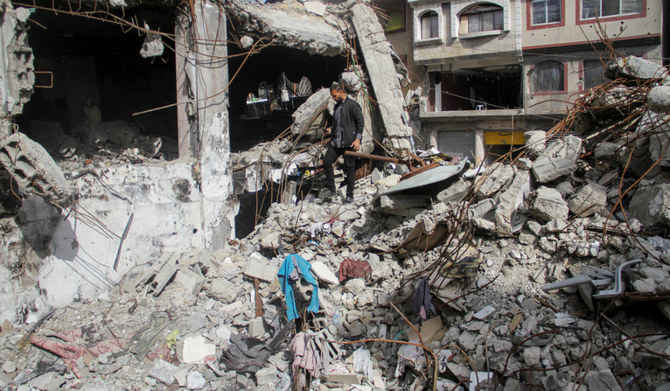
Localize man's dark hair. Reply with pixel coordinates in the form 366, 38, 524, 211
330, 82, 345, 92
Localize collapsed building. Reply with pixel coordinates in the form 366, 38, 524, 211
1, 0, 670, 388
0, 0, 415, 318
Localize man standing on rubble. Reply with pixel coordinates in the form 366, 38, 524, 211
322, 82, 364, 203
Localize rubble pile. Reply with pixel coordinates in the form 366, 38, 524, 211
3, 56, 670, 390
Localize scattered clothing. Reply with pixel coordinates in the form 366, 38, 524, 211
289, 331, 332, 379
221, 333, 271, 374
338, 258, 371, 283
277, 254, 320, 321
30, 328, 125, 378
408, 276, 436, 319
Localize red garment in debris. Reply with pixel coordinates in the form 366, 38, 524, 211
338, 259, 371, 283
30, 329, 126, 378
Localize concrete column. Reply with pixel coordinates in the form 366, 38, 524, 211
434, 78, 442, 112
175, 9, 191, 158
475, 130, 485, 165
350, 3, 414, 151
188, 0, 237, 248
429, 130, 438, 150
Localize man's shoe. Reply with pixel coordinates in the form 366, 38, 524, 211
344, 195, 354, 203
319, 188, 335, 201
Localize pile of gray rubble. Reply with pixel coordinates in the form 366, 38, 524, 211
3, 58, 670, 390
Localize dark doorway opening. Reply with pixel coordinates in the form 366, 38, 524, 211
14, 0, 178, 160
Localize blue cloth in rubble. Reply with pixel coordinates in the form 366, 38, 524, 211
409, 276, 436, 319
277, 254, 320, 321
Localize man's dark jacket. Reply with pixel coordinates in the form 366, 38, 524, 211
331, 97, 364, 147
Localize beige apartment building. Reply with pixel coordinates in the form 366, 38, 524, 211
392, 0, 665, 163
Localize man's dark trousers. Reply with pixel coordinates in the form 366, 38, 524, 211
323, 145, 355, 198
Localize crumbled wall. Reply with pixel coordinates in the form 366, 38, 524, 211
0, 162, 210, 321
42, 162, 205, 308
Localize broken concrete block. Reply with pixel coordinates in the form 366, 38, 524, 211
182, 335, 216, 364
259, 232, 281, 251
524, 130, 546, 157
370, 168, 383, 184
568, 183, 607, 217
594, 142, 621, 161
566, 240, 599, 257
341, 71, 362, 92
437, 178, 470, 204
291, 88, 330, 139
532, 157, 577, 183
338, 208, 361, 221
469, 371, 494, 391
638, 111, 670, 169
522, 346, 541, 367
343, 279, 366, 296
375, 174, 401, 187
186, 370, 206, 390
137, 253, 180, 296
303, 1, 326, 16
310, 261, 339, 285
544, 219, 568, 233
476, 163, 515, 199
256, 366, 278, 387
175, 267, 205, 295
244, 257, 276, 282
532, 136, 582, 183
473, 305, 495, 320
519, 232, 536, 245
633, 278, 657, 293
648, 85, 670, 113
207, 279, 239, 303
495, 169, 531, 235
469, 199, 497, 220
629, 184, 670, 230
584, 369, 620, 391
248, 317, 266, 339
406, 316, 443, 344
324, 373, 363, 385
27, 372, 65, 390
2, 361, 16, 374
609, 56, 669, 81
555, 181, 575, 197
531, 186, 569, 222
149, 359, 179, 385
0, 132, 73, 207
517, 157, 532, 170
215, 325, 232, 344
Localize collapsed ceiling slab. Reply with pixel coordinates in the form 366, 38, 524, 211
226, 0, 348, 56
0, 132, 73, 208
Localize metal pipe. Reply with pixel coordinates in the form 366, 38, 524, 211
343, 150, 400, 163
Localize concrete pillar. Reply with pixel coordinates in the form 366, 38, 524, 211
434, 78, 442, 112
186, 0, 237, 249
475, 130, 485, 165
175, 9, 192, 158
350, 3, 414, 152
429, 130, 438, 150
